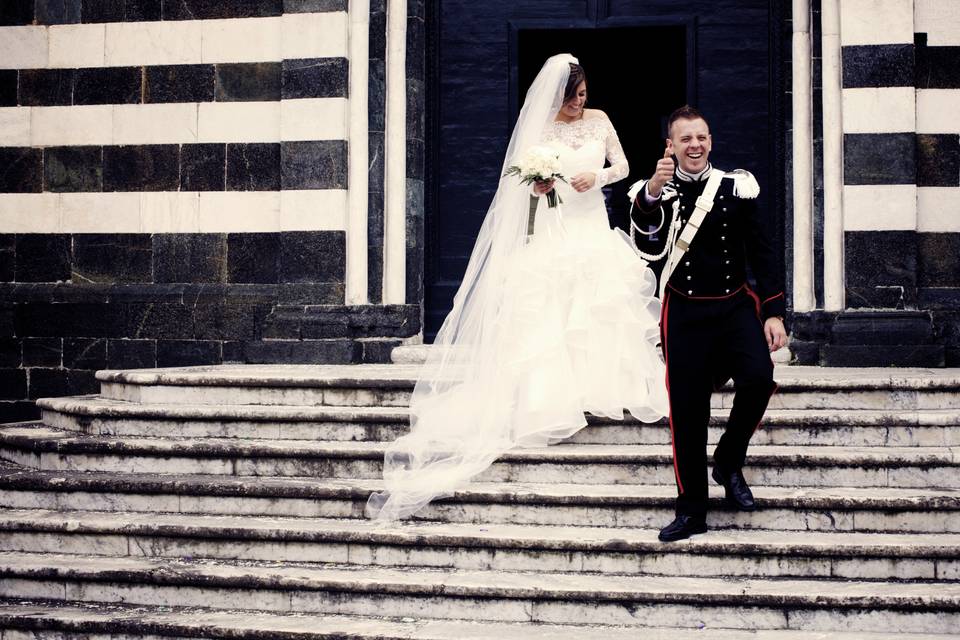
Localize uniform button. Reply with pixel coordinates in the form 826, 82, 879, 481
684, 261, 690, 267
725, 289, 730, 293
721, 236, 726, 241
726, 275, 731, 279
719, 195, 724, 200
725, 260, 730, 265
688, 290, 693, 295
722, 207, 727, 212
722, 223, 727, 227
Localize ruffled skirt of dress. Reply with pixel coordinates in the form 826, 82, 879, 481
497, 216, 669, 442
366, 213, 668, 521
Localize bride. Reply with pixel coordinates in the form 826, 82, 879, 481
367, 54, 669, 520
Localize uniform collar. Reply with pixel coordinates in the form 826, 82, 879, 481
675, 163, 714, 183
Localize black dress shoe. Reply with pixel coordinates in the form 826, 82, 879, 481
712, 464, 757, 511
658, 514, 707, 542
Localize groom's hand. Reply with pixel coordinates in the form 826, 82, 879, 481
764, 317, 788, 352
648, 145, 676, 198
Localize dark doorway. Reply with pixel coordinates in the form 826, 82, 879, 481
424, 1, 784, 340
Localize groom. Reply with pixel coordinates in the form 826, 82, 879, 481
629, 106, 787, 542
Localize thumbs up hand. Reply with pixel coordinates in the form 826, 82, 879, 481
648, 144, 676, 198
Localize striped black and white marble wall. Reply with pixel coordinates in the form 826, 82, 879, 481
0, 2, 349, 233
839, 0, 959, 362
0, 0, 424, 421
792, 0, 960, 365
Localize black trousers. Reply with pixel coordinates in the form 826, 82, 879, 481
660, 285, 777, 517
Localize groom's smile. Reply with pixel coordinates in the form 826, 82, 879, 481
669, 117, 713, 174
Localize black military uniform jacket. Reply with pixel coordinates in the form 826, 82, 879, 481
632, 166, 786, 320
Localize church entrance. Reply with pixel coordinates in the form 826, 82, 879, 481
424, 1, 784, 339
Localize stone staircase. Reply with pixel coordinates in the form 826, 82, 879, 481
0, 363, 957, 638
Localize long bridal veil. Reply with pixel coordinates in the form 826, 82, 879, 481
367, 54, 613, 521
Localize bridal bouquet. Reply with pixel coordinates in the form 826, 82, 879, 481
504, 146, 566, 208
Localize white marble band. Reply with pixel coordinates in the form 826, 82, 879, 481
842, 87, 917, 134
839, 0, 915, 45
0, 99, 347, 147
917, 90, 960, 134
915, 0, 960, 46
918, 187, 960, 232
843, 184, 918, 231
0, 190, 347, 234
0, 14, 348, 70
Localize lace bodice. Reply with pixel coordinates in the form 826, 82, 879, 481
542, 112, 629, 189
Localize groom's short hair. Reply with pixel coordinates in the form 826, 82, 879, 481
668, 105, 709, 137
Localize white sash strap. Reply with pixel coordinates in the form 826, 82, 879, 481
674, 169, 724, 252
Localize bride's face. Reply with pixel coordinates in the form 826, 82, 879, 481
669, 117, 712, 174
561, 81, 587, 118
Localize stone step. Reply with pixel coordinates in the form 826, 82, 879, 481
1, 464, 957, 533
390, 344, 793, 365
394, 343, 798, 367
96, 364, 422, 408
1, 424, 957, 488
2, 601, 952, 640
36, 397, 960, 447
2, 552, 958, 633
92, 365, 960, 410
38, 397, 410, 443
0, 509, 956, 581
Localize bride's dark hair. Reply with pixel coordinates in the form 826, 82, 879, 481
563, 63, 586, 104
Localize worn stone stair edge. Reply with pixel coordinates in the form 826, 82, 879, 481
34, 398, 960, 427
2, 554, 958, 610
396, 343, 796, 368
95, 365, 424, 389
2, 600, 950, 640
3, 510, 957, 559
36, 398, 409, 423
93, 365, 960, 391
1, 466, 958, 511
2, 429, 956, 467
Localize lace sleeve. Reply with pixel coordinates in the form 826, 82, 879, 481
595, 115, 629, 189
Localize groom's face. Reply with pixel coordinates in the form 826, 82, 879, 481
668, 117, 712, 174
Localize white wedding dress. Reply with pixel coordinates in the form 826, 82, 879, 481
367, 54, 667, 521
500, 113, 668, 429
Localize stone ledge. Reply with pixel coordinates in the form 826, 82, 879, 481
393, 345, 796, 366
1, 551, 958, 611
823, 345, 946, 368
2, 424, 957, 467
36, 396, 960, 427
2, 508, 958, 560
830, 311, 936, 345
93, 363, 960, 391
36, 397, 410, 422
0, 463, 956, 512
0, 601, 944, 640
95, 363, 425, 388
